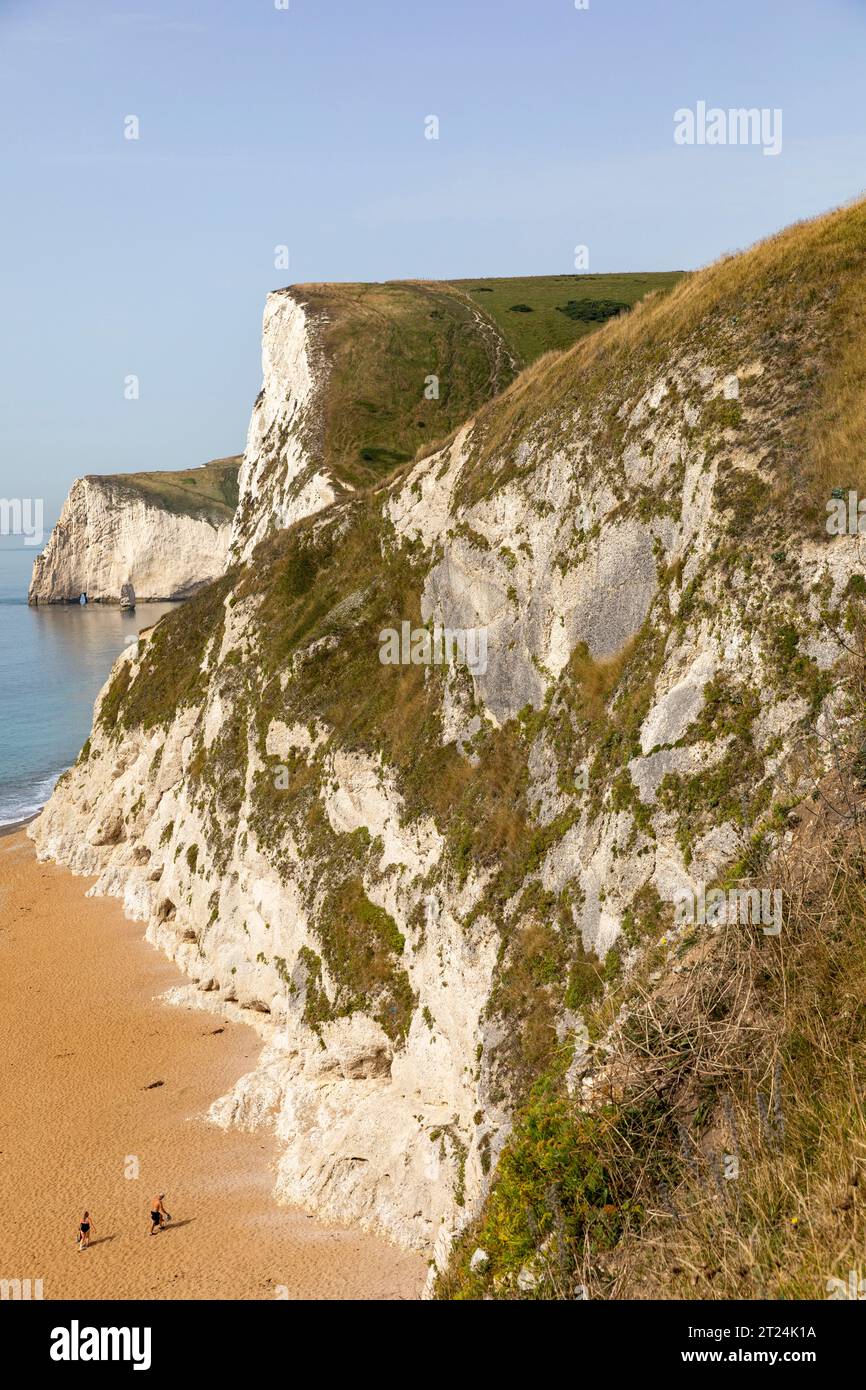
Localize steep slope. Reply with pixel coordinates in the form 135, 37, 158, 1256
227, 281, 515, 565
30, 200, 866, 1287
439, 749, 866, 1300
29, 458, 240, 605
228, 273, 680, 565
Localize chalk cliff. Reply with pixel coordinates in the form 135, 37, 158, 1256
228, 292, 333, 566
30, 202, 866, 1295
29, 459, 240, 605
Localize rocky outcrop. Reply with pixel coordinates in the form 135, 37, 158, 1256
29, 463, 238, 605
228, 291, 336, 567
29, 201, 866, 1276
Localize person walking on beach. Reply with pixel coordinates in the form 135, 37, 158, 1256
77, 1211, 94, 1250
149, 1194, 171, 1235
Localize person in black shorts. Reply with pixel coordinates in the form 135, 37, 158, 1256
149, 1194, 171, 1235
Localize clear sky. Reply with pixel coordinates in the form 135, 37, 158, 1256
2, 0, 865, 523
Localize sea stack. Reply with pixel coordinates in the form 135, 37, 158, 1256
120, 582, 136, 611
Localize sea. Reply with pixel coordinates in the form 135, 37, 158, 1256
0, 546, 178, 828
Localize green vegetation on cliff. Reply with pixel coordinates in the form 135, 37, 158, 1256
290, 280, 512, 490
285, 273, 684, 492
450, 271, 685, 366
99, 456, 241, 521
456, 199, 866, 520
439, 742, 866, 1300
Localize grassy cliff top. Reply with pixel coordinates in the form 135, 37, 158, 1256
287, 279, 516, 490
284, 273, 683, 491
94, 456, 242, 520
447, 271, 686, 364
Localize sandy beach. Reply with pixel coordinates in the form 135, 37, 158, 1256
0, 829, 425, 1300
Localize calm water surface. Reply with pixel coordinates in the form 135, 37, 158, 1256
0, 547, 178, 826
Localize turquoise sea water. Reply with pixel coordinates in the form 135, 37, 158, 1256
0, 547, 178, 827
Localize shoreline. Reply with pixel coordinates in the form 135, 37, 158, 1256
0, 831, 425, 1300
0, 812, 38, 838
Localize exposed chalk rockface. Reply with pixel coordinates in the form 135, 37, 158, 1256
228, 291, 335, 566
29, 202, 866, 1290
29, 462, 239, 605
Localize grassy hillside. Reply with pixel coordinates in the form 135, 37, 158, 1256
87, 277, 684, 526
98, 456, 241, 521
289, 274, 683, 491
431, 199, 866, 1298
454, 199, 866, 523
448, 272, 685, 366
290, 280, 516, 490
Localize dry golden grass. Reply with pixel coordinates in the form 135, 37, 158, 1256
568, 635, 640, 723
804, 268, 866, 508
457, 194, 866, 515
581, 640, 866, 1301
600, 806, 866, 1301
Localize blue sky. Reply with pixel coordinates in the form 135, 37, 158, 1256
2, 0, 865, 523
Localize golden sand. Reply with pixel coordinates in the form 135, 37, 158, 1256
0, 831, 424, 1300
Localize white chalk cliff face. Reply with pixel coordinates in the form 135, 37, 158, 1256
32, 666, 501, 1255
228, 291, 336, 566
29, 211, 866, 1286
29, 476, 233, 604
